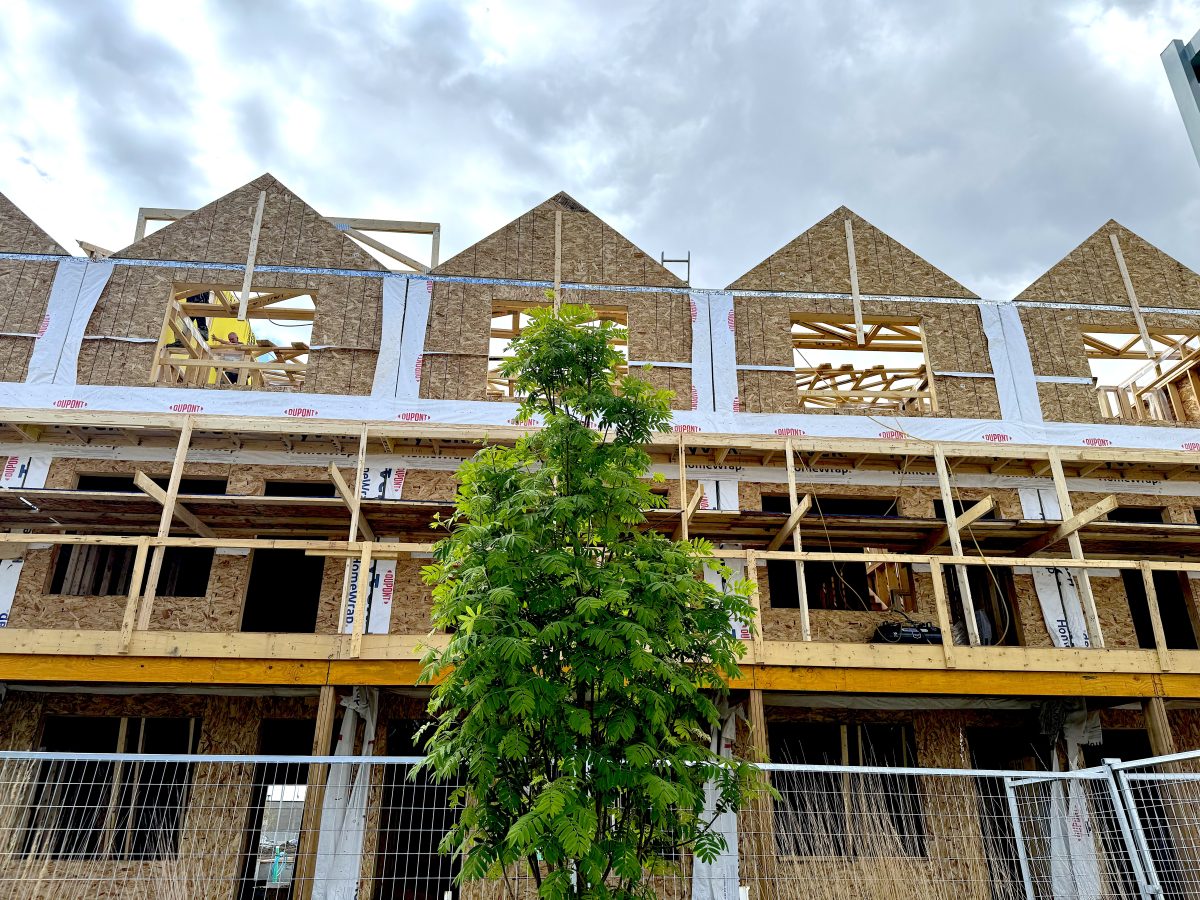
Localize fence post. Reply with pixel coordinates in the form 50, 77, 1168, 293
1102, 758, 1163, 899
1002, 776, 1037, 900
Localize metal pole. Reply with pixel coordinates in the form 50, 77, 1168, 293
1003, 776, 1038, 900
1103, 759, 1162, 899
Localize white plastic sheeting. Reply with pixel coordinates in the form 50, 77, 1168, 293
342, 462, 407, 636
690, 294, 714, 413
312, 687, 380, 899
0, 455, 50, 629
1049, 706, 1102, 899
691, 708, 740, 900
707, 293, 738, 415
25, 258, 114, 385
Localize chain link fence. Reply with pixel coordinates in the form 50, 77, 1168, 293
0, 749, 1194, 898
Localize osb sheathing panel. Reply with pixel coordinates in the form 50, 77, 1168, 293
1016, 219, 1200, 309
434, 192, 684, 289
742, 481, 1023, 520
79, 174, 384, 392
732, 295, 999, 417
1090, 574, 1140, 648
727, 206, 978, 299
420, 281, 691, 405
0, 258, 58, 381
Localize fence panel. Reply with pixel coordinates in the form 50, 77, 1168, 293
0, 751, 1190, 899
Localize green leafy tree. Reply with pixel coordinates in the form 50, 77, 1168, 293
417, 303, 759, 899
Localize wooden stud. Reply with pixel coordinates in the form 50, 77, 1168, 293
918, 495, 994, 553
783, 440, 811, 642
744, 550, 764, 657
1109, 232, 1156, 358
138, 419, 193, 631
844, 218, 864, 345
553, 210, 563, 312
1047, 448, 1105, 649
1141, 561, 1172, 672
933, 445, 980, 646
673, 484, 705, 540
328, 462, 375, 541
928, 560, 956, 668
133, 470, 215, 538
116, 538, 151, 653
342, 226, 429, 273
236, 190, 267, 320
294, 684, 340, 899
349, 542, 373, 659
765, 495, 813, 552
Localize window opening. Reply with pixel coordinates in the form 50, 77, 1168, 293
375, 721, 462, 898
487, 301, 627, 399
263, 480, 338, 498
25, 715, 198, 860
768, 721, 926, 858
945, 566, 1020, 646
1120, 569, 1198, 650
153, 285, 315, 391
792, 317, 933, 412
51, 544, 213, 597
1082, 328, 1200, 423
1106, 506, 1166, 524
77, 474, 228, 495
241, 548, 326, 633
238, 719, 316, 896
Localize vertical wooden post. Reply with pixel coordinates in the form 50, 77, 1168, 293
1140, 562, 1172, 671
430, 224, 441, 268
1109, 232, 1155, 358
928, 560, 957, 668
677, 433, 688, 540
844, 218, 864, 345
744, 550, 764, 660
743, 688, 778, 898
138, 418, 193, 631
237, 190, 267, 320
338, 427, 371, 655
294, 685, 340, 899
783, 440, 811, 641
117, 537, 151, 653
1047, 449, 1105, 648
1145, 696, 1178, 756
553, 210, 562, 312
933, 445, 980, 646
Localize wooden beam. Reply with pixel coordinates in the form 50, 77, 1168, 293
673, 485, 705, 540
294, 684, 339, 898
342, 226, 429, 273
116, 538, 151, 653
1047, 448, 1106, 648
919, 495, 994, 553
844, 218, 864, 345
766, 495, 813, 552
138, 419, 193, 631
133, 471, 215, 538
928, 560, 956, 668
933, 445, 980, 646
236, 190, 267, 320
1015, 494, 1118, 556
328, 463, 375, 541
783, 440, 811, 642
1110, 232, 1155, 358
1141, 561, 1172, 673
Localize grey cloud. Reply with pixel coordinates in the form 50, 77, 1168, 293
3, 0, 1199, 298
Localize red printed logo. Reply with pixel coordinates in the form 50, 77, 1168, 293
732, 397, 742, 413
37, 315, 49, 337
53, 399, 86, 409
878, 430, 905, 440
168, 403, 203, 413
2, 457, 16, 481
699, 493, 711, 510
285, 407, 318, 418
414, 354, 423, 381
392, 469, 406, 493
1082, 437, 1111, 447
689, 301, 698, 323
1182, 442, 1200, 452
425, 281, 433, 294
673, 424, 701, 433
775, 428, 806, 436
508, 417, 535, 427
727, 310, 736, 331
399, 412, 430, 422
982, 433, 1012, 443
690, 386, 698, 410
381, 569, 394, 606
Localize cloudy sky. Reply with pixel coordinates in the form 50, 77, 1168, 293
1, 0, 1199, 298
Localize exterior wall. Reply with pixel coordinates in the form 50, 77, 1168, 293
77, 174, 386, 393
0, 193, 67, 383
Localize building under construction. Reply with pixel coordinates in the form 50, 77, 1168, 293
1, 174, 1200, 898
